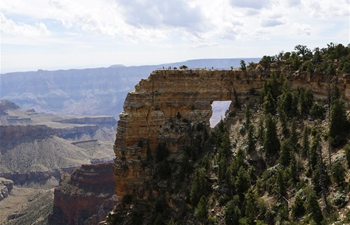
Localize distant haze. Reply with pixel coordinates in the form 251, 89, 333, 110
0, 58, 259, 118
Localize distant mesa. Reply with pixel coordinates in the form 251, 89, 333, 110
109, 64, 126, 68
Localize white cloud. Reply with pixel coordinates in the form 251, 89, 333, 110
261, 19, 284, 27
291, 22, 312, 36
0, 0, 349, 72
0, 13, 51, 37
229, 0, 270, 9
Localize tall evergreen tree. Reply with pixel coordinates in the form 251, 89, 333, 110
292, 194, 305, 219
263, 91, 276, 115
244, 189, 257, 224
331, 161, 345, 186
247, 124, 255, 154
309, 133, 321, 171
195, 195, 208, 219
279, 140, 291, 166
264, 114, 280, 157
225, 200, 241, 225
329, 99, 350, 146
190, 167, 207, 206
306, 190, 323, 224
234, 88, 241, 109
301, 126, 310, 158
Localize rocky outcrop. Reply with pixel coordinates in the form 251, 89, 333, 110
50, 163, 117, 225
0, 125, 55, 145
113, 69, 350, 198
0, 100, 20, 115
54, 117, 117, 127
0, 177, 14, 201
0, 167, 74, 185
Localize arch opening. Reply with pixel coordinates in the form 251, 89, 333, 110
210, 101, 231, 128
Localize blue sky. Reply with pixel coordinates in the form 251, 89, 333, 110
1, 0, 349, 73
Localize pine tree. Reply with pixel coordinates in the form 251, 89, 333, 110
225, 200, 241, 225
301, 126, 310, 158
278, 105, 289, 138
279, 140, 291, 166
234, 88, 241, 109
300, 88, 314, 115
190, 167, 207, 206
264, 114, 280, 157
276, 169, 286, 197
287, 155, 299, 184
288, 118, 298, 150
245, 106, 251, 127
329, 99, 350, 146
280, 90, 293, 117
235, 166, 250, 201
309, 133, 321, 171
263, 91, 276, 115
345, 144, 350, 168
292, 194, 305, 219
218, 157, 227, 184
306, 190, 323, 224
247, 124, 255, 154
231, 149, 245, 177
331, 161, 345, 186
195, 195, 208, 219
245, 189, 257, 224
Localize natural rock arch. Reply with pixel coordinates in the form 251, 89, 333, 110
113, 69, 349, 197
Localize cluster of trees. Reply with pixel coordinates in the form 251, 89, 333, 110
241, 43, 350, 75
189, 57, 350, 224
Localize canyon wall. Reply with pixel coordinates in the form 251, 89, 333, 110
50, 163, 117, 225
113, 69, 350, 198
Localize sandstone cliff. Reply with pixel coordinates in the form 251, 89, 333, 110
49, 163, 117, 225
113, 69, 350, 198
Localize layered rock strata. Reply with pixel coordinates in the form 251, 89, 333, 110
50, 163, 117, 225
113, 69, 350, 198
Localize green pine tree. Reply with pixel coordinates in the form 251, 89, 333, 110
264, 114, 280, 158
195, 195, 208, 219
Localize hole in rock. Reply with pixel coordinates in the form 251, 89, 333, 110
210, 101, 231, 128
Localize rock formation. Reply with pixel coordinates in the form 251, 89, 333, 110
50, 163, 117, 225
113, 69, 350, 198
0, 177, 14, 201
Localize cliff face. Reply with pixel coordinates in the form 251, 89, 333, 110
50, 163, 117, 225
113, 69, 350, 197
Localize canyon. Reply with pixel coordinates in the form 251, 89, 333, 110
0, 100, 116, 184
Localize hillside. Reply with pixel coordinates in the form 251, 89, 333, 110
100, 43, 350, 225
0, 100, 115, 182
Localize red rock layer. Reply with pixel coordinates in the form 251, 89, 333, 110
50, 163, 116, 225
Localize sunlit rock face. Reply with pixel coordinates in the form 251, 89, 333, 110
113, 69, 350, 198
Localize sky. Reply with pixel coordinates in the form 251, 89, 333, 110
1, 0, 349, 73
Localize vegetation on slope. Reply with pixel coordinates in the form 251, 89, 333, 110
105, 43, 350, 225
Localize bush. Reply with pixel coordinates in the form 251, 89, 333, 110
155, 143, 169, 162
122, 194, 132, 204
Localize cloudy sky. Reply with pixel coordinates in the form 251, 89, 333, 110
1, 0, 349, 73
